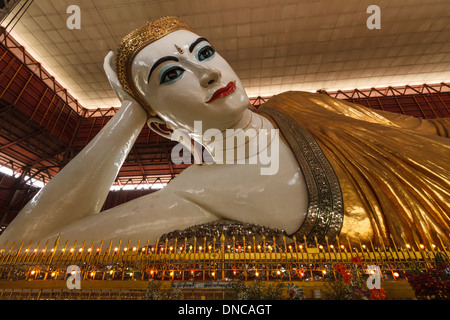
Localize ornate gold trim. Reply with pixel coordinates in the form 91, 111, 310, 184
258, 107, 344, 242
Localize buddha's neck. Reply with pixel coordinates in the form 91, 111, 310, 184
198, 108, 277, 163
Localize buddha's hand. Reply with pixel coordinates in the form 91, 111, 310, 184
104, 51, 135, 103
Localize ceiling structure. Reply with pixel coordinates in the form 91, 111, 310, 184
4, 0, 450, 110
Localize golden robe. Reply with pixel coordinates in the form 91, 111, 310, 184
258, 91, 450, 247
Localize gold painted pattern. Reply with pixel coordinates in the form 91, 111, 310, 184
259, 107, 344, 243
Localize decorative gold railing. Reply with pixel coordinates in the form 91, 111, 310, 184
0, 234, 448, 283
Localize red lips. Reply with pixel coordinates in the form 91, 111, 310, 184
206, 81, 236, 103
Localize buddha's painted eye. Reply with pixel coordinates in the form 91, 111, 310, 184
159, 65, 184, 84
196, 45, 215, 62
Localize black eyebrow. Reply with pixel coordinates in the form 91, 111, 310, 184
189, 37, 209, 53
148, 56, 179, 83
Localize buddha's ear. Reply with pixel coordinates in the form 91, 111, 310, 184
147, 116, 173, 140
104, 51, 134, 103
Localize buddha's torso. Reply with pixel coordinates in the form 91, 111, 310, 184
165, 134, 309, 235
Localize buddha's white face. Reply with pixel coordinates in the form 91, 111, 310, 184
132, 30, 249, 135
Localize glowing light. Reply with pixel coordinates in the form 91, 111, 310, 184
419, 244, 425, 249
88, 248, 91, 252
79, 248, 83, 252
255, 272, 259, 277
406, 244, 411, 249
30, 270, 35, 275
322, 270, 327, 275
132, 247, 137, 251
393, 272, 399, 278
123, 248, 127, 252
319, 245, 324, 250
114, 247, 118, 252
330, 245, 334, 249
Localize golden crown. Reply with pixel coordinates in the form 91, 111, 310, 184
115, 16, 194, 113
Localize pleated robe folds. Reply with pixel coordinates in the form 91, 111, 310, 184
258, 91, 450, 247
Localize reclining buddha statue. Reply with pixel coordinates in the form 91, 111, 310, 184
1, 17, 449, 248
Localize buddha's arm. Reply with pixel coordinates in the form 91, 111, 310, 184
369, 109, 450, 138
286, 92, 449, 137
40, 169, 221, 246
315, 92, 450, 137
0, 99, 147, 243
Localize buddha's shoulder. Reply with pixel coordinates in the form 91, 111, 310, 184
260, 90, 363, 119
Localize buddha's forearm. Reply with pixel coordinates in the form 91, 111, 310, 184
0, 100, 147, 242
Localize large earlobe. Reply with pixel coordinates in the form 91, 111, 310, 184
147, 116, 173, 140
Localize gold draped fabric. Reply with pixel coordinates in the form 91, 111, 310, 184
259, 91, 450, 247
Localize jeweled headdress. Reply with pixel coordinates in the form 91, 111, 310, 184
115, 16, 195, 113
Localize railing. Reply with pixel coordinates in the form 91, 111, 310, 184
0, 288, 146, 300
0, 234, 448, 284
